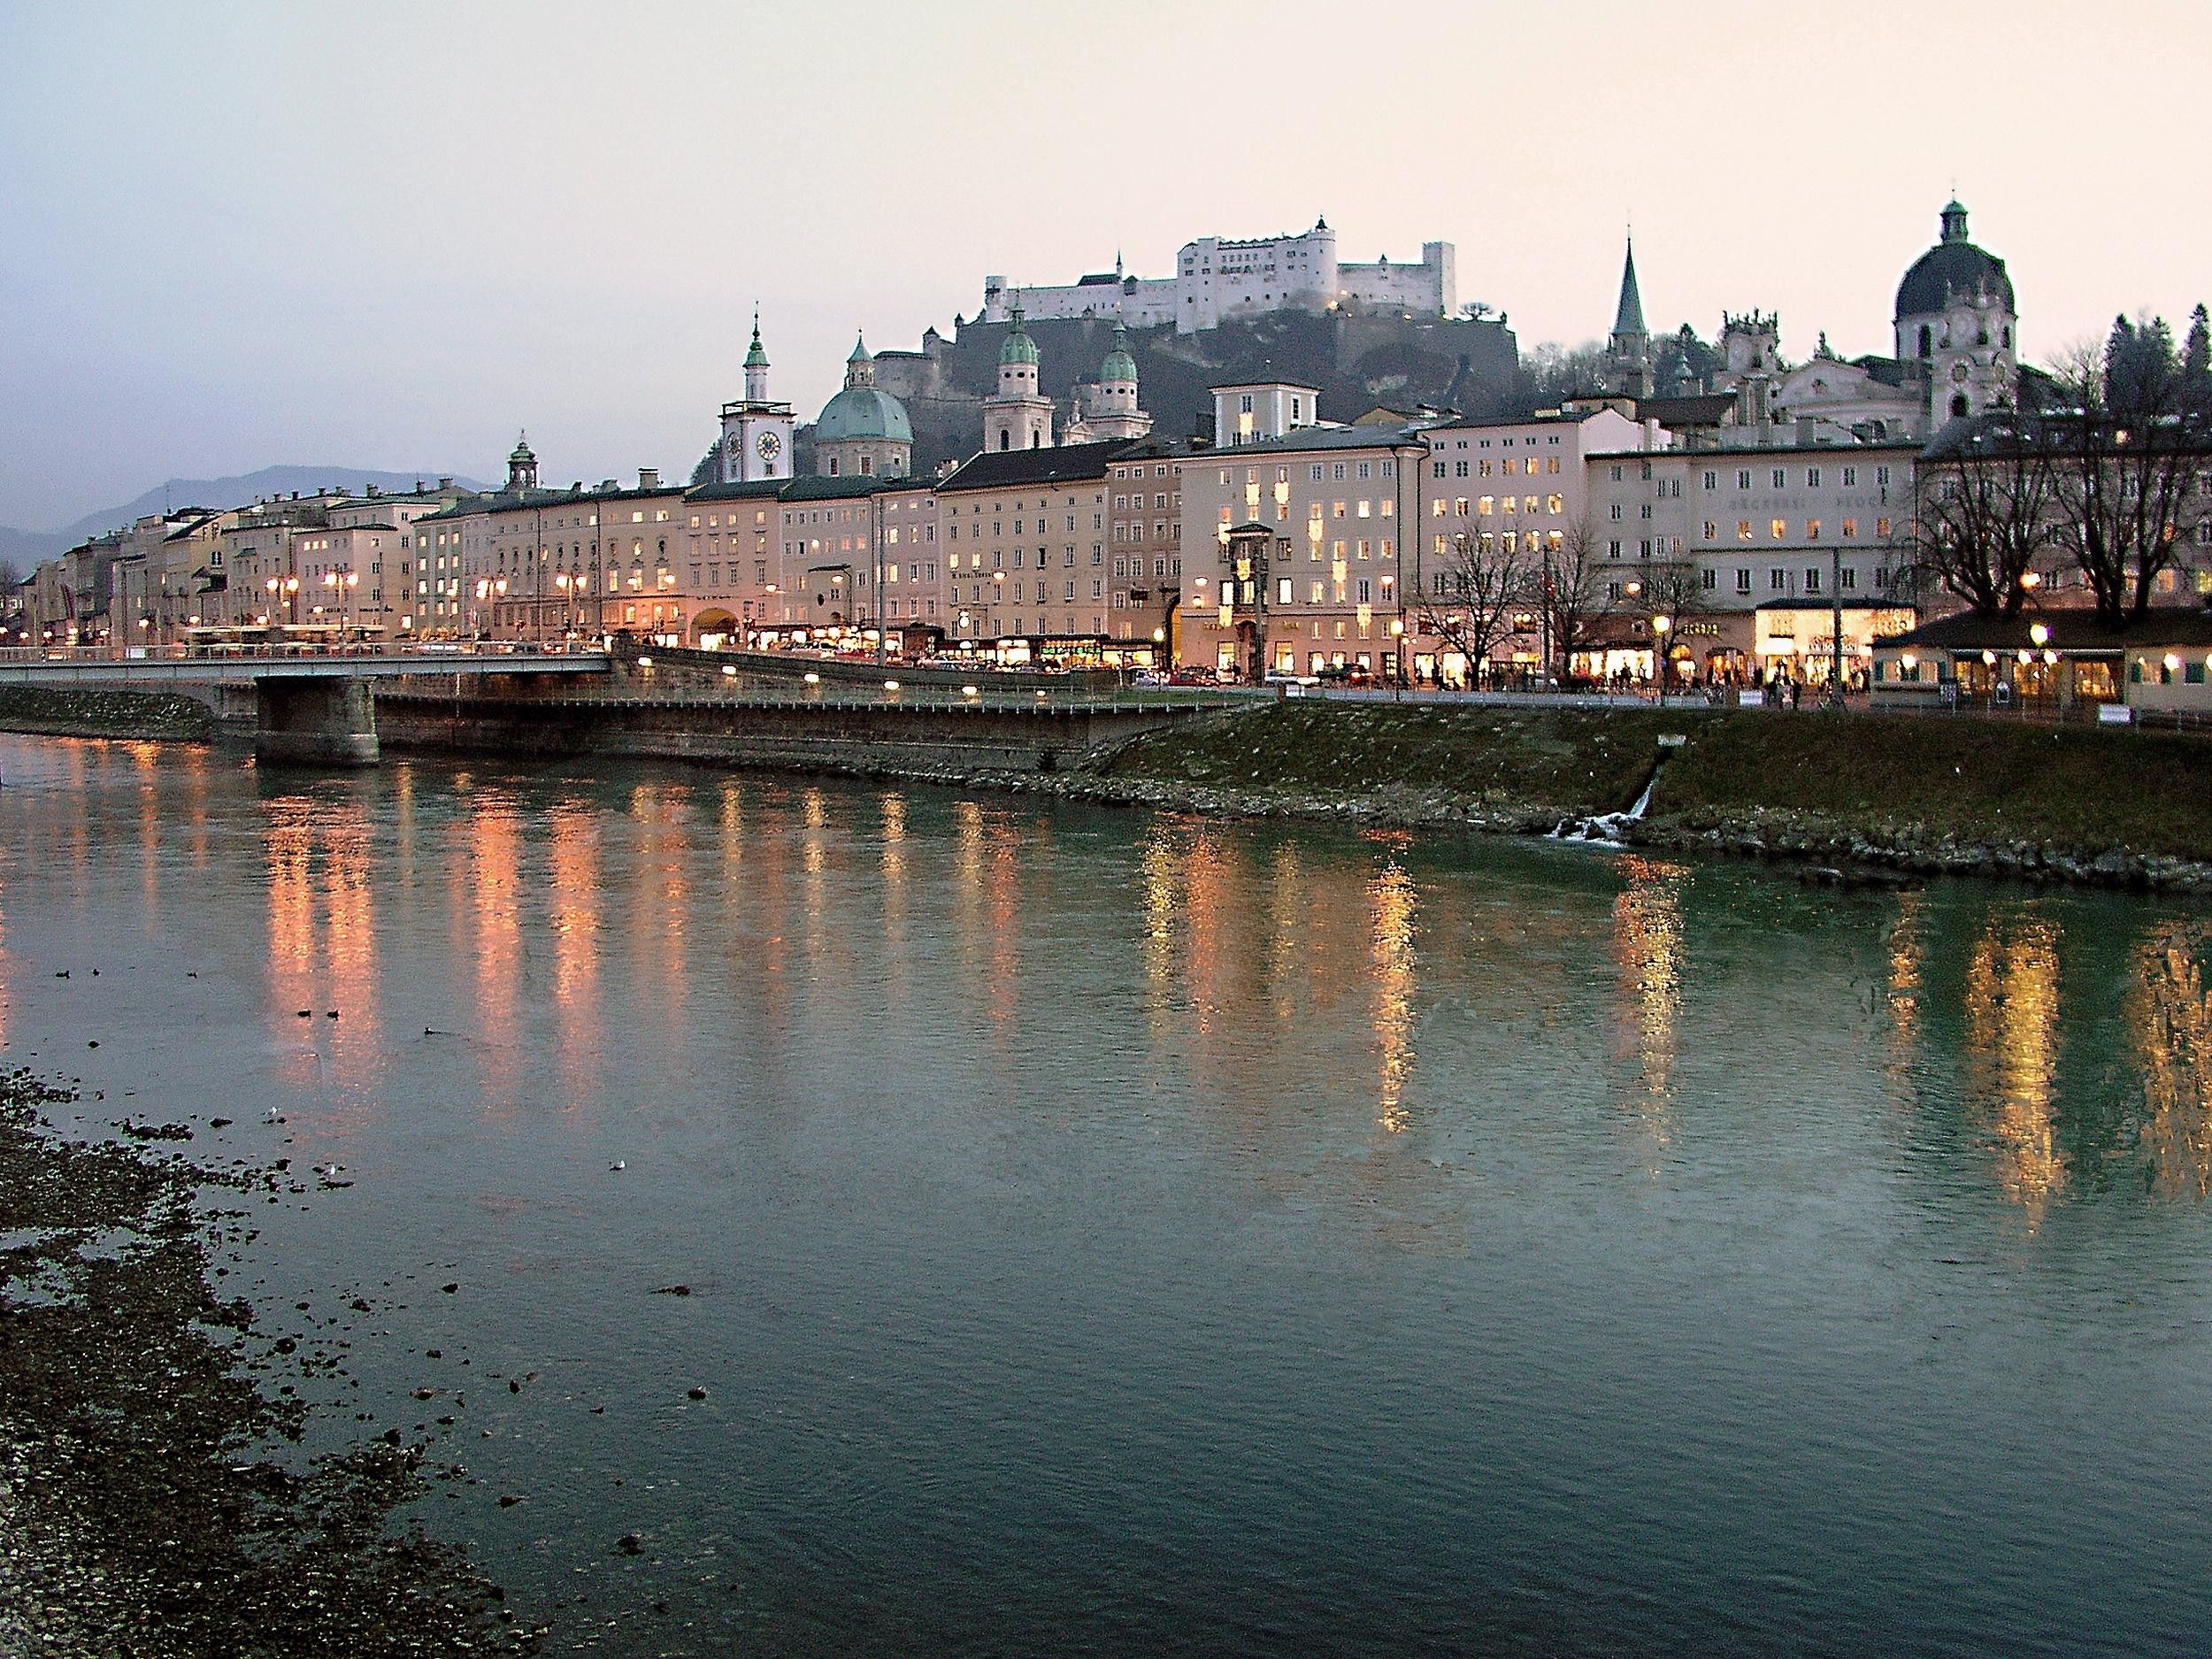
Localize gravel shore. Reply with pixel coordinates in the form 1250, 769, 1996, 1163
0, 1069, 540, 1657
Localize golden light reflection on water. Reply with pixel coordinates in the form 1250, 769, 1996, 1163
131, 743, 161, 933
549, 803, 603, 1110
1963, 910, 2064, 1226
466, 795, 525, 1118
879, 794, 908, 981
1886, 890, 1928, 1089
264, 796, 319, 1088
630, 784, 689, 1039
1610, 856, 1686, 1148
2127, 922, 2212, 1202
1267, 843, 1302, 1024
1141, 823, 1179, 1025
321, 800, 380, 1096
1369, 860, 1417, 1133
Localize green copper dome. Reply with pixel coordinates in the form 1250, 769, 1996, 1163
1100, 322, 1137, 385
744, 313, 769, 369
816, 385, 913, 445
1001, 300, 1040, 367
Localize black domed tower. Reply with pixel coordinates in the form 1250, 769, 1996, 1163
1894, 200, 2016, 427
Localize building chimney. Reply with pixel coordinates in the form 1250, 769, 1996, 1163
436, 476, 452, 490
639, 468, 660, 491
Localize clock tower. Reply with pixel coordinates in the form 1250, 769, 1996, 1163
718, 311, 797, 482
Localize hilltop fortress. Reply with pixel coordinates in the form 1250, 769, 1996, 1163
980, 218, 1455, 335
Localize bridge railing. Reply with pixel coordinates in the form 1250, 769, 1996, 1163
0, 641, 595, 666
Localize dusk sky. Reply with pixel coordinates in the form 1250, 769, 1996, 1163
4, 0, 2208, 531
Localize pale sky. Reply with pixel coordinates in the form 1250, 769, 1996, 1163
3, 0, 2207, 530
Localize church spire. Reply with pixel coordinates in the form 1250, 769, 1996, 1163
1612, 237, 1647, 340
743, 307, 771, 403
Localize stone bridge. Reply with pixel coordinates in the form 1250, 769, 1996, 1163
0, 643, 1228, 772
0, 646, 611, 764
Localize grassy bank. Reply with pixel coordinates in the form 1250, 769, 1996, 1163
1094, 702, 2212, 867
0, 684, 218, 741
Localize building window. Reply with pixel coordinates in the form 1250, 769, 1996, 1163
1770, 518, 1787, 540
1702, 521, 1718, 541
1735, 568, 1752, 594
1770, 568, 1786, 591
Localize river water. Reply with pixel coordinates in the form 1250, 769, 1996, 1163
3, 733, 2209, 1656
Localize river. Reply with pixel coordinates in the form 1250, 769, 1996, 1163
2, 733, 2208, 1656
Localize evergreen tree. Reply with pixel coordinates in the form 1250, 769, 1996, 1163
2104, 311, 2177, 417
2181, 303, 2212, 413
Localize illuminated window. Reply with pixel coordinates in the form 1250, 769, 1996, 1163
1770, 518, 1787, 540
1738, 521, 1754, 541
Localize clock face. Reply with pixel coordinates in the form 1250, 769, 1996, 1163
1951, 362, 1970, 383
758, 431, 783, 459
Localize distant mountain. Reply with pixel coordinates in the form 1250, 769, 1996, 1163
0, 466, 488, 570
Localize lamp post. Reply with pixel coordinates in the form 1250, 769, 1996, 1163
1829, 541, 1846, 710
1652, 612, 1671, 700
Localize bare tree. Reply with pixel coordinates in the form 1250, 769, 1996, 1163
2048, 334, 2205, 625
1909, 412, 2063, 617
1414, 527, 1535, 682
1540, 516, 1615, 682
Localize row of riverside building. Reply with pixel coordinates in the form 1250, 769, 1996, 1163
14, 204, 2212, 710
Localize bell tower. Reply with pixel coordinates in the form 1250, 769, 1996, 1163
982, 296, 1056, 451
718, 311, 797, 482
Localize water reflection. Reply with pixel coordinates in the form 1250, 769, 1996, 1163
2129, 921, 2212, 1202
465, 792, 526, 1118
322, 800, 380, 1098
264, 795, 320, 1088
1962, 908, 2064, 1226
1610, 855, 1686, 1146
1369, 857, 1416, 1133
549, 803, 603, 1112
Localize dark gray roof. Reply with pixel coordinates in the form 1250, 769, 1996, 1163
1636, 393, 1737, 426
936, 439, 1138, 493
1210, 426, 1425, 457
1883, 606, 2212, 651
684, 479, 787, 504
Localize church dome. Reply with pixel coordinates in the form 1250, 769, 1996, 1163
816, 385, 912, 444
1895, 201, 2014, 319
1100, 323, 1138, 386
1001, 300, 1040, 367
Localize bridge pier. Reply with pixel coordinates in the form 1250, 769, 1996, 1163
254, 676, 380, 767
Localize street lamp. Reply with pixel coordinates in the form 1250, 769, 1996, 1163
1652, 612, 1671, 695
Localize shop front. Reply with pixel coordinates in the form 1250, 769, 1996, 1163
1755, 602, 1917, 690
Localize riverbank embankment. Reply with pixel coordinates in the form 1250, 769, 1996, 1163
972, 702, 2212, 893
8, 684, 2209, 891
0, 684, 217, 742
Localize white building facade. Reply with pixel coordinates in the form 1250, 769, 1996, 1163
981, 219, 1455, 335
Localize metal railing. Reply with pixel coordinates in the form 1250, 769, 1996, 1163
0, 641, 593, 665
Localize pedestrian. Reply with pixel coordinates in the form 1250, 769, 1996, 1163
1790, 679, 1801, 712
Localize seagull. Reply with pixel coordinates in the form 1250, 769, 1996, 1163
610, 1160, 626, 1171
